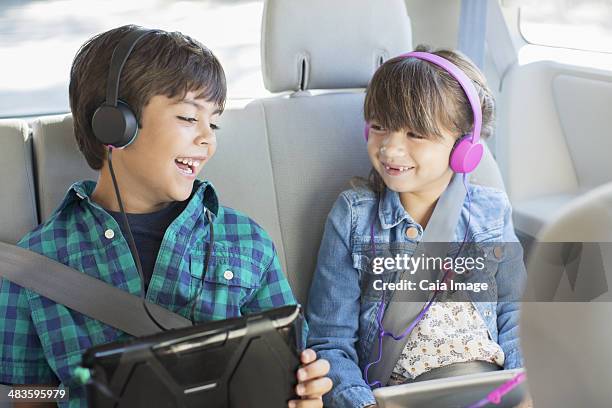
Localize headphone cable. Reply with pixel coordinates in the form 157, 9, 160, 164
363, 173, 473, 387
107, 146, 169, 332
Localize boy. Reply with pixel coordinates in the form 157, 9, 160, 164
0, 25, 331, 407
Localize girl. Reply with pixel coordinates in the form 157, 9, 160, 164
306, 45, 526, 408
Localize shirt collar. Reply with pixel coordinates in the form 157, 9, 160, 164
378, 187, 417, 229
190, 179, 220, 221
62, 179, 220, 220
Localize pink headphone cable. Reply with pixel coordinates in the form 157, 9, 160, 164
465, 371, 527, 408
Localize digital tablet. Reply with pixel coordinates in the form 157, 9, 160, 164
82, 304, 304, 407
374, 368, 526, 408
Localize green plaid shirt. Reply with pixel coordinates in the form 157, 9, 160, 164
0, 179, 296, 407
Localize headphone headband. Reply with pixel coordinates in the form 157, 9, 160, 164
104, 28, 156, 107
93, 27, 159, 148
399, 51, 482, 144
364, 51, 484, 173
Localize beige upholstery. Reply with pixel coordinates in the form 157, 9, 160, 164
32, 114, 97, 222
256, 93, 371, 304
497, 61, 612, 237
0, 119, 37, 243
261, 0, 412, 92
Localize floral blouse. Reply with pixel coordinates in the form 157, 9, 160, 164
390, 290, 505, 384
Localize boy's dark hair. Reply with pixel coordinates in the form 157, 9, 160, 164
69, 25, 227, 170
361, 44, 495, 193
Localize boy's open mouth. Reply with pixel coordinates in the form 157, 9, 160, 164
174, 156, 204, 176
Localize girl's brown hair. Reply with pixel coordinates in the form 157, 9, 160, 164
358, 44, 495, 194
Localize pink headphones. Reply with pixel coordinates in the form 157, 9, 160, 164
364, 51, 484, 174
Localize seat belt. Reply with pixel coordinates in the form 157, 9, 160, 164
458, 0, 518, 88
486, 1, 518, 85
458, 0, 489, 69
0, 242, 192, 337
365, 173, 467, 385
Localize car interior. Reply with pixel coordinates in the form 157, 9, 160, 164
1, 0, 611, 406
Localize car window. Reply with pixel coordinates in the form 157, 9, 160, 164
519, 0, 612, 54
0, 0, 267, 118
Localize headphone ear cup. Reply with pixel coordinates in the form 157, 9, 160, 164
364, 124, 370, 141
450, 135, 484, 173
92, 100, 139, 148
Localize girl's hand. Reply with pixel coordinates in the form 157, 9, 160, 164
288, 349, 333, 408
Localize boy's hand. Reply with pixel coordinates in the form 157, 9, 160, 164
288, 349, 332, 408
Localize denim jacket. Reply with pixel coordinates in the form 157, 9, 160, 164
306, 183, 526, 408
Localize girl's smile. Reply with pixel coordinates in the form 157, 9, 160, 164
367, 125, 455, 196
381, 161, 415, 176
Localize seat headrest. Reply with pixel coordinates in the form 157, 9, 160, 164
261, 0, 412, 93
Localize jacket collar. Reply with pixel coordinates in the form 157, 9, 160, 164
377, 187, 417, 229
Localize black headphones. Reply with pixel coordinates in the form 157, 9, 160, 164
91, 27, 215, 327
91, 28, 157, 148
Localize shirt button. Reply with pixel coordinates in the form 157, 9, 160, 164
493, 246, 504, 260
405, 226, 419, 239
485, 310, 492, 317
223, 270, 234, 280
104, 229, 114, 239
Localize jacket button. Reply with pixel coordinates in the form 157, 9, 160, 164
405, 227, 419, 239
493, 246, 504, 260
104, 229, 114, 239
223, 270, 234, 280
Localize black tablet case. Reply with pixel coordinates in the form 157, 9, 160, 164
82, 305, 304, 407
